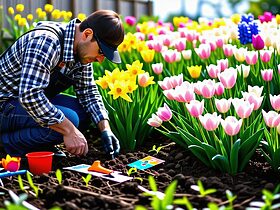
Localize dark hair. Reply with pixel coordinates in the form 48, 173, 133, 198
79, 10, 124, 48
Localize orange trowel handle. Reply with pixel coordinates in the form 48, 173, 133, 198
88, 160, 113, 174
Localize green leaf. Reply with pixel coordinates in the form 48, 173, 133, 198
230, 139, 241, 174
212, 154, 230, 173
55, 169, 62, 185
148, 176, 157, 192
162, 180, 177, 208
188, 145, 211, 167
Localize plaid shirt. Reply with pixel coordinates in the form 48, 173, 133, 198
0, 19, 108, 126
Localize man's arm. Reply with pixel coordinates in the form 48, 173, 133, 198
49, 118, 88, 156
97, 119, 111, 132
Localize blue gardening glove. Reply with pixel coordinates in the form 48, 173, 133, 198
101, 130, 120, 159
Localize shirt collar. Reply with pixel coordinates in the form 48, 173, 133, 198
63, 18, 80, 62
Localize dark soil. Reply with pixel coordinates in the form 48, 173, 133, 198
0, 128, 279, 210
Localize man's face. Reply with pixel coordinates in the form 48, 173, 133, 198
76, 29, 105, 64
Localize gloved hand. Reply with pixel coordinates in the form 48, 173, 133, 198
101, 130, 120, 159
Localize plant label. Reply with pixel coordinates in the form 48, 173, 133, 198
128, 156, 165, 170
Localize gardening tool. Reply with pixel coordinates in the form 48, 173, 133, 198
88, 160, 113, 174
0, 170, 27, 178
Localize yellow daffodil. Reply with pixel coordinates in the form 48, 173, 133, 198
0, 154, 21, 172
36, 8, 42, 14
27, 14, 33, 21
66, 11, 72, 19
136, 40, 148, 52
118, 40, 131, 52
106, 68, 123, 84
126, 60, 145, 77
173, 16, 189, 27
125, 33, 138, 49
95, 76, 109, 89
231, 13, 241, 24
15, 4, 24, 12
51, 9, 61, 20
8, 7, 14, 15
44, 4, 54, 13
126, 81, 138, 93
140, 49, 155, 63
187, 65, 202, 79
77, 13, 86, 21
18, 18, 27, 27
38, 11, 47, 19
14, 14, 21, 21
108, 81, 132, 102
276, 14, 280, 25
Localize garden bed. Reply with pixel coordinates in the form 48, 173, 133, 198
0, 128, 279, 210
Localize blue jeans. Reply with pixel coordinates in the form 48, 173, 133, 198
0, 94, 91, 156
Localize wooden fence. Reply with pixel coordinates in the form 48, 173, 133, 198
0, 0, 153, 52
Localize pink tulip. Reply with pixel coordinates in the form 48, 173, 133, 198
199, 112, 221, 131
194, 81, 202, 95
156, 103, 172, 121
242, 92, 263, 110
206, 64, 221, 79
179, 28, 197, 42
162, 50, 177, 63
252, 34, 264, 50
162, 35, 172, 47
125, 16, 137, 26
174, 38, 186, 52
152, 63, 163, 75
199, 79, 216, 99
232, 98, 254, 119
260, 50, 272, 63
245, 51, 258, 65
173, 82, 195, 103
262, 110, 280, 128
207, 40, 217, 51
270, 94, 280, 111
221, 116, 243, 136
169, 74, 184, 88
278, 64, 280, 75
147, 33, 154, 40
223, 44, 235, 57
215, 37, 224, 48
217, 58, 228, 72
163, 89, 175, 100
218, 67, 237, 89
215, 98, 231, 113
215, 82, 225, 96
186, 99, 204, 118
158, 78, 173, 90
258, 11, 273, 23
195, 44, 211, 60
147, 114, 163, 127
134, 32, 145, 41
261, 69, 273, 81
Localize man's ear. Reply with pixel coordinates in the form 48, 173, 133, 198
82, 28, 93, 40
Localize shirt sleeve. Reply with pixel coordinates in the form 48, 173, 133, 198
19, 35, 65, 127
74, 64, 109, 125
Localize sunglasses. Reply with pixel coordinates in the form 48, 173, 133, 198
93, 34, 105, 56
85, 21, 105, 56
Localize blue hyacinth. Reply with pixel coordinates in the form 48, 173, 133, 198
238, 14, 259, 45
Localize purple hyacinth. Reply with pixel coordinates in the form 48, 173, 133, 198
238, 14, 259, 45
